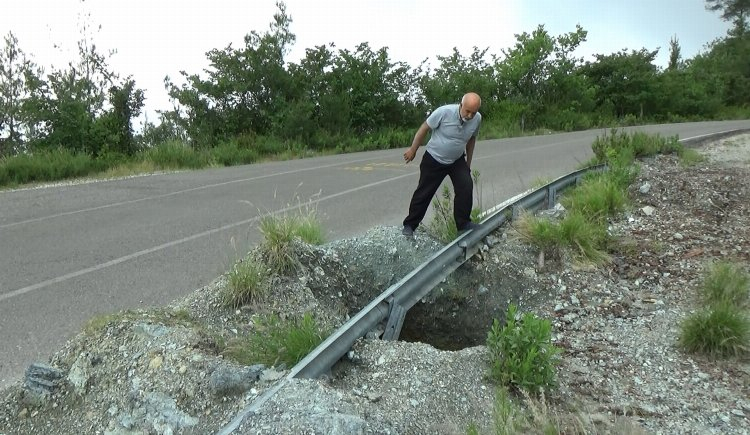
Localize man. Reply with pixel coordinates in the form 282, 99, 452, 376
402, 92, 482, 237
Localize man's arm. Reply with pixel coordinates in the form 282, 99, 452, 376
465, 136, 476, 168
403, 122, 431, 163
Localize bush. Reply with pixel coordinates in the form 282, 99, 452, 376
210, 141, 260, 166
144, 140, 209, 169
591, 129, 683, 165
223, 312, 330, 367
486, 304, 561, 394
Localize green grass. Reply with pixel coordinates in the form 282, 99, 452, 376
222, 256, 270, 308
223, 312, 330, 367
515, 210, 609, 266
679, 261, 750, 359
486, 304, 561, 394
560, 175, 628, 225
258, 207, 325, 275
678, 147, 707, 167
699, 261, 749, 308
679, 302, 749, 358
426, 170, 483, 243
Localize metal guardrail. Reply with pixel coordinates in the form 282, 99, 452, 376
218, 163, 606, 434
217, 128, 749, 434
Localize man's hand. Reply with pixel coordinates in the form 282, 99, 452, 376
403, 147, 417, 163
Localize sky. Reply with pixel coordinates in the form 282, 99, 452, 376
1, 0, 733, 126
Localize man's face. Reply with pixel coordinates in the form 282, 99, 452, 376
459, 103, 478, 121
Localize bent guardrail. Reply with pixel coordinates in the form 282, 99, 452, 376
218, 128, 749, 434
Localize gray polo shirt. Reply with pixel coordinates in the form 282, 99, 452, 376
425, 103, 482, 165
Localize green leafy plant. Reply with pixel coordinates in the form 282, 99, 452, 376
223, 312, 330, 367
486, 304, 561, 394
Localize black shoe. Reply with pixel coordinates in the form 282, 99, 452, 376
402, 225, 414, 237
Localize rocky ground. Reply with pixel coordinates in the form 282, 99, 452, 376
1, 134, 749, 435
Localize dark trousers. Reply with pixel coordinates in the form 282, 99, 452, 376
403, 151, 473, 231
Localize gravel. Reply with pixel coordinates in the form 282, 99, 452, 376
1, 134, 749, 435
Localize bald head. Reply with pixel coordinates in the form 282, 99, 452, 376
461, 92, 481, 110
459, 92, 481, 121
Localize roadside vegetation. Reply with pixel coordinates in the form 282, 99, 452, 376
223, 312, 330, 367
679, 261, 750, 358
426, 169, 483, 242
220, 206, 328, 365
482, 129, 749, 433
2, 2, 749, 190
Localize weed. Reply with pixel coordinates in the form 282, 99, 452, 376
223, 256, 270, 308
486, 304, 561, 394
223, 312, 330, 367
427, 171, 483, 243
679, 148, 706, 167
258, 204, 325, 275
678, 302, 749, 358
699, 261, 749, 308
561, 174, 628, 223
557, 211, 610, 265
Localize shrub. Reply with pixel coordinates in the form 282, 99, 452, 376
223, 312, 330, 367
210, 141, 260, 166
591, 129, 682, 165
222, 257, 269, 308
486, 304, 561, 394
144, 140, 209, 169
678, 302, 749, 358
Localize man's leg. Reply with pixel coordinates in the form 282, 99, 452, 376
403, 152, 448, 231
449, 158, 474, 230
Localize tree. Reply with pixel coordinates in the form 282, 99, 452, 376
166, 1, 296, 147
98, 78, 145, 155
420, 47, 498, 119
668, 36, 683, 70
24, 6, 121, 155
582, 48, 660, 119
0, 31, 39, 155
493, 25, 592, 131
706, 0, 750, 35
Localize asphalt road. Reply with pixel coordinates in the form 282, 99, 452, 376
2, 120, 749, 388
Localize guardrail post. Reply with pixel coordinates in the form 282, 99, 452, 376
546, 186, 557, 209
382, 297, 406, 341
